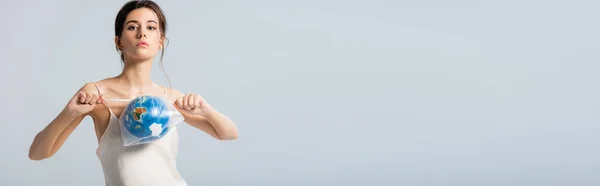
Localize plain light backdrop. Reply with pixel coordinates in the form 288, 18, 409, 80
1, 0, 599, 185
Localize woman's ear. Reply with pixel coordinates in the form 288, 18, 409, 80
159, 37, 165, 49
114, 36, 121, 50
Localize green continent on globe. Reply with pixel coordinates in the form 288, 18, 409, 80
133, 107, 147, 121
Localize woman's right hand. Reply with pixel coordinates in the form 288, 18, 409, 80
65, 91, 103, 116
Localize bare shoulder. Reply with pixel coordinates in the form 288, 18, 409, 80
166, 87, 185, 101
77, 78, 114, 95
78, 82, 100, 94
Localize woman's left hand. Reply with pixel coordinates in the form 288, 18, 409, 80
173, 93, 214, 117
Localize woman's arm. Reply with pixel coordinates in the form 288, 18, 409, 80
29, 110, 85, 160
170, 89, 238, 140
28, 83, 101, 160
202, 109, 239, 140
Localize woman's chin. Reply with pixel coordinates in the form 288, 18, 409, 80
126, 52, 158, 61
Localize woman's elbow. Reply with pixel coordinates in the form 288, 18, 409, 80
221, 134, 238, 140
218, 129, 238, 140
28, 143, 44, 160
29, 154, 45, 161
28, 150, 50, 161
28, 139, 52, 160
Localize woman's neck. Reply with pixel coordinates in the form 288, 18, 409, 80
117, 58, 156, 95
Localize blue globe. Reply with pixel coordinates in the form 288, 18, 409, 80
121, 95, 172, 143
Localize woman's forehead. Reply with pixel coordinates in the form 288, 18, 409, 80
125, 8, 159, 24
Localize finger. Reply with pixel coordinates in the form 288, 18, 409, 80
175, 98, 183, 109
89, 94, 100, 105
78, 92, 87, 104
182, 96, 189, 109
174, 98, 180, 108
97, 95, 104, 103
89, 93, 97, 104
182, 94, 191, 110
85, 93, 94, 104
187, 94, 196, 109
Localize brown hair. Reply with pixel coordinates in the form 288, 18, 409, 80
114, 0, 172, 89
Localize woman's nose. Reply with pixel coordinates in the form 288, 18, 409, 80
137, 31, 146, 39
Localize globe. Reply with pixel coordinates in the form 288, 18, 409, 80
120, 95, 172, 143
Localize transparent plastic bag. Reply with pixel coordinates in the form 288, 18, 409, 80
118, 95, 185, 146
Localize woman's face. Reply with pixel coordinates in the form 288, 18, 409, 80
116, 7, 163, 61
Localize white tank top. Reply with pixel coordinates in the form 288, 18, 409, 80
93, 84, 188, 186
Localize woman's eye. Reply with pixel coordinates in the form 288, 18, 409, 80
127, 26, 137, 30
147, 26, 156, 30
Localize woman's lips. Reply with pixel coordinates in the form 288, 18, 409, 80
137, 41, 149, 47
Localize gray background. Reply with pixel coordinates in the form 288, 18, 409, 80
1, 0, 599, 185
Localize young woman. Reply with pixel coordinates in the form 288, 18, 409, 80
28, 0, 239, 185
